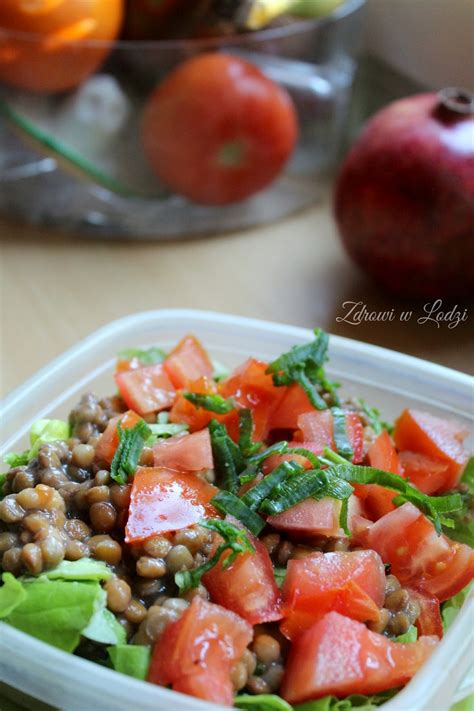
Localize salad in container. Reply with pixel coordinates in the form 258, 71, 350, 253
0, 327, 473, 710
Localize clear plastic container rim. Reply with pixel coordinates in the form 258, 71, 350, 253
0, 0, 366, 50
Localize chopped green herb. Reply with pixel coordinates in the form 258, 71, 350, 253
259, 468, 353, 516
147, 422, 189, 443
327, 462, 463, 533
242, 461, 304, 511
110, 420, 152, 485
117, 346, 165, 365
355, 399, 393, 435
442, 460, 474, 546
238, 409, 262, 457
211, 490, 266, 535
209, 419, 245, 494
266, 329, 339, 410
273, 567, 287, 588
184, 392, 235, 414
331, 407, 354, 460
175, 519, 255, 592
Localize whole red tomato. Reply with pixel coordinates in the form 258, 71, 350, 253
141, 52, 298, 205
0, 0, 123, 93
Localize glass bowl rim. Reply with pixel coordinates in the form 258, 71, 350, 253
0, 0, 365, 50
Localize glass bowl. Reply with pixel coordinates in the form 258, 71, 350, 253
0, 0, 366, 238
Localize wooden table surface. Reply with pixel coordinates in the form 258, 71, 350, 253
0, 191, 473, 400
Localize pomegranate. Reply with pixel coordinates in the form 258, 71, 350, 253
334, 88, 474, 298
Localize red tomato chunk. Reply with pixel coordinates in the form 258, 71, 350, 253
163, 335, 213, 389
280, 611, 438, 704
364, 502, 474, 602
394, 408, 468, 492
280, 550, 386, 640
115, 363, 176, 415
153, 429, 213, 472
148, 597, 253, 706
95, 410, 143, 465
125, 467, 217, 543
203, 533, 282, 625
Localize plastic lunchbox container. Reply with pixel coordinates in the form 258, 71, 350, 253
0, 309, 473, 711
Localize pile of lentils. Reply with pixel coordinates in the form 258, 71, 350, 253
0, 392, 421, 694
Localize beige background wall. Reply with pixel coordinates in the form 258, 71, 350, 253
366, 0, 474, 89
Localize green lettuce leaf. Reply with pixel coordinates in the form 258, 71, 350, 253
235, 695, 293, 711
2, 452, 29, 468
108, 644, 151, 680
29, 419, 70, 458
0, 573, 27, 618
294, 691, 397, 711
117, 346, 165, 365
4, 579, 100, 652
442, 582, 473, 632
42, 558, 113, 582
82, 589, 125, 645
394, 625, 418, 643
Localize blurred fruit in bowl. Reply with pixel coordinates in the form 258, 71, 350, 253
0, 0, 124, 93
334, 89, 474, 298
141, 52, 298, 205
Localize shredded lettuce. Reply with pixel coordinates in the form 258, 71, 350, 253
212, 359, 230, 382
3, 419, 70, 472
108, 644, 151, 680
117, 346, 165, 365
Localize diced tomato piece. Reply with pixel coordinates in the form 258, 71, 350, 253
125, 467, 218, 543
270, 384, 314, 430
267, 496, 343, 539
116, 356, 146, 373
95, 410, 142, 465
346, 413, 365, 464
296, 410, 364, 464
399, 451, 451, 495
153, 430, 213, 472
297, 410, 333, 452
280, 611, 438, 704
262, 448, 312, 475
115, 364, 176, 416
407, 589, 443, 638
203, 532, 282, 624
368, 431, 402, 474
219, 358, 284, 440
354, 431, 404, 520
149, 597, 253, 706
394, 409, 468, 492
163, 335, 213, 389
365, 502, 474, 602
280, 550, 386, 640
353, 483, 397, 520
169, 376, 239, 436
